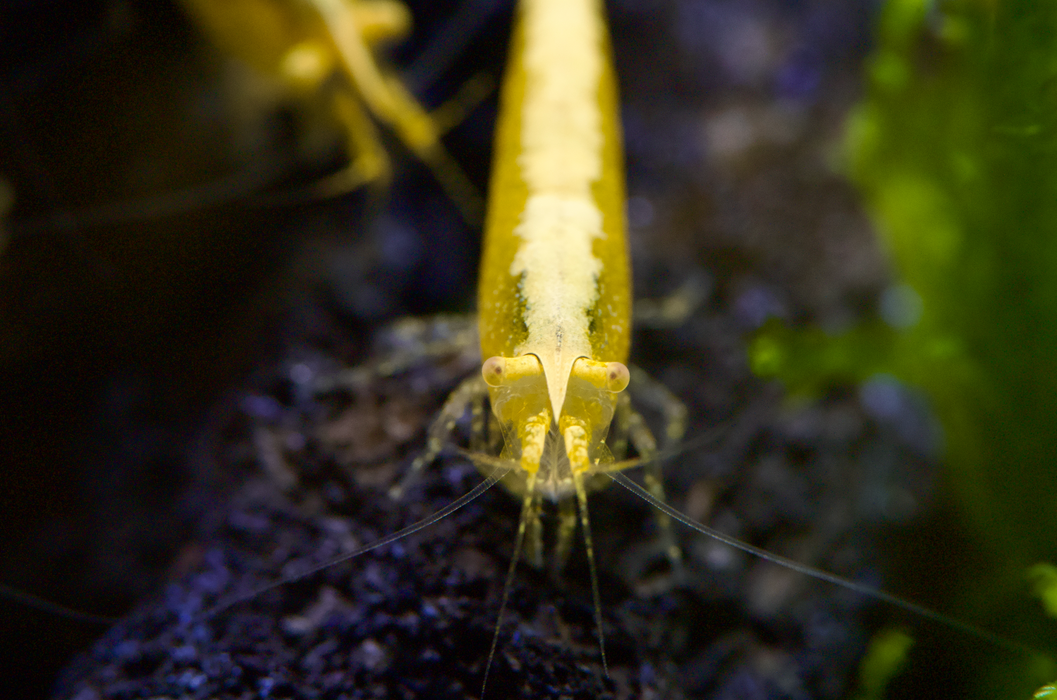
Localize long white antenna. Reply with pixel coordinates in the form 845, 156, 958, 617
607, 470, 1045, 660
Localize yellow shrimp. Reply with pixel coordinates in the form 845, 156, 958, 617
178, 0, 483, 221
389, 0, 684, 684
4, 0, 485, 236
397, 0, 681, 563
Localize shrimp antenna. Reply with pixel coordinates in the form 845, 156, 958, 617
0, 583, 117, 626
204, 460, 510, 619
473, 421, 735, 695
574, 471, 608, 678
9, 158, 295, 234
480, 470, 538, 700
0, 454, 511, 632
607, 471, 1046, 660
597, 418, 735, 476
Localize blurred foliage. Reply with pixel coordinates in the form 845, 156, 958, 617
750, 0, 1057, 695
1029, 564, 1057, 620
1036, 681, 1057, 699
853, 628, 914, 700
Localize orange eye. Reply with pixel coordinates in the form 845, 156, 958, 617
481, 356, 506, 386
605, 361, 630, 393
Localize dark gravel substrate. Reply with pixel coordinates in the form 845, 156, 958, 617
1, 0, 953, 697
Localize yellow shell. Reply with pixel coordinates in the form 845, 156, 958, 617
477, 0, 631, 483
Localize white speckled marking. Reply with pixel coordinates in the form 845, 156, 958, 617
511, 0, 606, 416
519, 0, 603, 196
511, 194, 603, 356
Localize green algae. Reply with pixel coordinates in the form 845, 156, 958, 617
750, 0, 1057, 696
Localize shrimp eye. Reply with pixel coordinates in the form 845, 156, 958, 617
569, 358, 630, 394
605, 362, 630, 393
482, 355, 545, 386
482, 356, 506, 386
